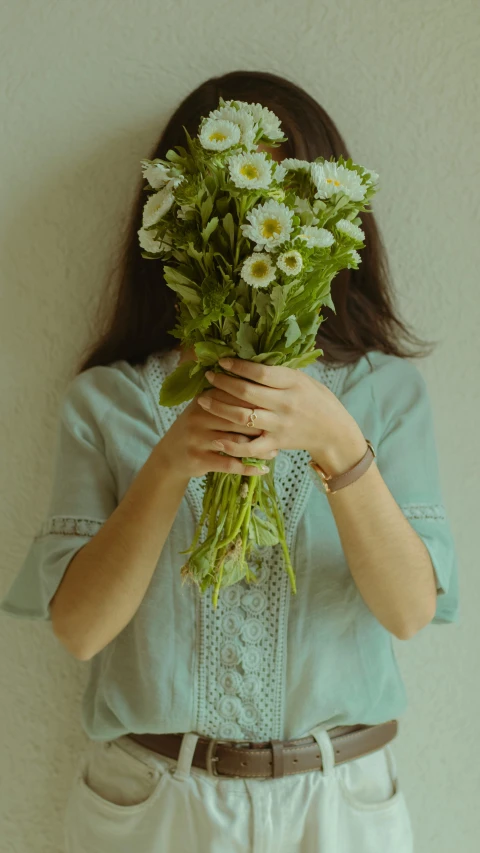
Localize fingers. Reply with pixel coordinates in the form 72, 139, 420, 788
206, 369, 282, 409
204, 451, 270, 476
195, 410, 263, 437
210, 431, 278, 460
197, 395, 277, 431
217, 358, 294, 389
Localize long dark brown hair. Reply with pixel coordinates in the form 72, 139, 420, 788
78, 70, 433, 374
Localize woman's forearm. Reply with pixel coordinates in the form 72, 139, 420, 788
314, 438, 438, 639
50, 443, 190, 661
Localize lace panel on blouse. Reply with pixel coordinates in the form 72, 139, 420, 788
140, 349, 345, 741
36, 516, 105, 538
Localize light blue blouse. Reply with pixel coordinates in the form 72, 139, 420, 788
0, 348, 460, 743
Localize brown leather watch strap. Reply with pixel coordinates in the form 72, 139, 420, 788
127, 719, 398, 779
309, 439, 376, 494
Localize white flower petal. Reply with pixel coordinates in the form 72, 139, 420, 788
295, 225, 334, 249
335, 218, 365, 242
277, 250, 303, 275
310, 162, 366, 202
198, 117, 241, 151
142, 186, 175, 227
241, 252, 277, 289
208, 105, 257, 150
241, 199, 294, 251
228, 151, 273, 189
282, 158, 312, 172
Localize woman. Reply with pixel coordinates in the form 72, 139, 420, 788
0, 70, 459, 853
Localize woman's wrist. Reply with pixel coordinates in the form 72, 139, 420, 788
308, 422, 368, 478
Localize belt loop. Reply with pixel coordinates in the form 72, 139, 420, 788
309, 725, 335, 776
172, 732, 199, 781
270, 739, 285, 779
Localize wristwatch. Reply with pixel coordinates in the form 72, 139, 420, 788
308, 439, 376, 494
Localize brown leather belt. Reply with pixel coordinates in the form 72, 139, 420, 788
127, 720, 398, 779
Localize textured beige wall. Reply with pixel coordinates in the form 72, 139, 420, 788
1, 1, 478, 850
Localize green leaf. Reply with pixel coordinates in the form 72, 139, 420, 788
284, 314, 301, 347
254, 291, 271, 318
222, 556, 249, 587
159, 361, 208, 406
235, 323, 258, 358
222, 212, 235, 249
200, 196, 214, 225
194, 341, 236, 365
282, 349, 324, 369
249, 351, 284, 365
250, 514, 280, 547
202, 216, 219, 243
186, 242, 204, 263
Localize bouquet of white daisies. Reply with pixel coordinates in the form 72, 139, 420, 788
138, 98, 379, 607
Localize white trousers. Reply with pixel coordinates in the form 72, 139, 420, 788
64, 726, 415, 852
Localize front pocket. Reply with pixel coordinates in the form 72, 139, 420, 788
77, 739, 168, 812
337, 744, 405, 812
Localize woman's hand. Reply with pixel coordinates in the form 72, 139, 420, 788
157, 391, 279, 480
196, 357, 368, 476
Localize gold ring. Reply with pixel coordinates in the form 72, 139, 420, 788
246, 409, 257, 428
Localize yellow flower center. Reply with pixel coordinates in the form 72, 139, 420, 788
252, 261, 269, 278
209, 131, 228, 142
285, 255, 297, 269
261, 218, 282, 238
240, 164, 260, 180
326, 178, 341, 186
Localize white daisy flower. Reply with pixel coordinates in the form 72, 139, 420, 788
241, 199, 294, 251
141, 161, 184, 190
310, 162, 366, 201
208, 105, 257, 149
138, 227, 172, 254
295, 226, 334, 249
277, 250, 303, 276
282, 158, 312, 172
224, 100, 284, 141
347, 249, 362, 268
335, 218, 365, 241
138, 227, 162, 254
142, 186, 175, 227
362, 167, 380, 186
228, 151, 273, 189
241, 252, 277, 289
273, 163, 287, 183
198, 118, 241, 151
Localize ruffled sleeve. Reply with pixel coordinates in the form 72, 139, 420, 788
0, 367, 118, 621
370, 355, 460, 625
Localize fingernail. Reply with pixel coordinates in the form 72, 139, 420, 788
219, 358, 233, 369
212, 440, 224, 451
205, 370, 215, 382
198, 397, 211, 409
261, 465, 270, 473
